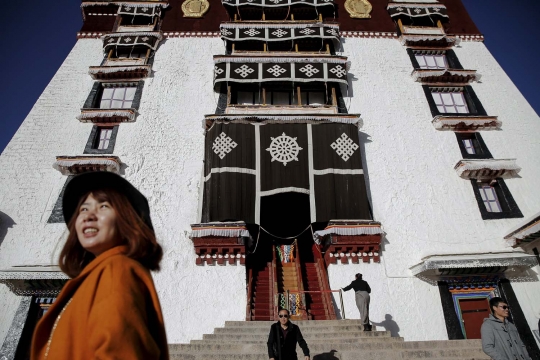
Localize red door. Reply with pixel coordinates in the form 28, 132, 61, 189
459, 298, 490, 339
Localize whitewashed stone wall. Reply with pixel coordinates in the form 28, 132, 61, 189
326, 37, 540, 341
0, 35, 539, 346
0, 37, 246, 345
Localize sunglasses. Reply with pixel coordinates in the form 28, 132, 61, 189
279, 314, 289, 318
498, 305, 510, 310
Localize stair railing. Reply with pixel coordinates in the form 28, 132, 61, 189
271, 245, 279, 321
246, 267, 253, 320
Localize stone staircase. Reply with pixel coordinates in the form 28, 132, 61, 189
169, 320, 490, 360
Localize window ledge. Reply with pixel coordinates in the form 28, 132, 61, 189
77, 108, 137, 123
454, 159, 521, 180
53, 155, 121, 175
504, 211, 540, 248
89, 65, 151, 80
432, 115, 501, 131
400, 34, 460, 47
412, 69, 481, 84
225, 105, 338, 114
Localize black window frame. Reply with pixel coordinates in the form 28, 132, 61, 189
83, 80, 145, 110
422, 85, 487, 117
84, 125, 120, 155
407, 49, 463, 70
470, 178, 523, 220
455, 132, 493, 159
48, 176, 74, 223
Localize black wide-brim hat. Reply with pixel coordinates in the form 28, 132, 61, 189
62, 172, 154, 230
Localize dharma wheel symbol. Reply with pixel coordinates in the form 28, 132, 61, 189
266, 132, 303, 166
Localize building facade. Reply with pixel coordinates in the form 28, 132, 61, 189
1, 0, 539, 358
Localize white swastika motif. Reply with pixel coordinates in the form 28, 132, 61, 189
330, 133, 359, 161
266, 133, 303, 166
329, 65, 347, 78
267, 65, 287, 77
298, 64, 319, 77
213, 132, 238, 159
234, 64, 255, 78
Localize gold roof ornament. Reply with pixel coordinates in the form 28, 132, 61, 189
182, 0, 210, 17
344, 0, 372, 19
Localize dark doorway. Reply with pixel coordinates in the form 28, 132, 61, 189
246, 192, 335, 320
459, 297, 490, 339
260, 192, 311, 239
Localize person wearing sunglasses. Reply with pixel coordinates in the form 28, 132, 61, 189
267, 309, 310, 360
481, 297, 530, 360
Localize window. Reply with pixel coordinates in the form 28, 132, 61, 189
455, 133, 492, 159
84, 126, 119, 155
114, 47, 147, 60
470, 179, 523, 220
463, 139, 475, 154
478, 183, 502, 213
236, 91, 261, 105
97, 128, 113, 150
301, 91, 326, 105
268, 91, 291, 105
230, 85, 332, 106
100, 86, 136, 109
415, 53, 447, 69
423, 86, 487, 117
432, 91, 469, 113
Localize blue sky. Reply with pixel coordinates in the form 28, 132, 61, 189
0, 0, 538, 153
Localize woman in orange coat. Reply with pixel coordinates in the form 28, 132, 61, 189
31, 172, 169, 360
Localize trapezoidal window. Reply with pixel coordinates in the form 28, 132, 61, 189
432, 91, 469, 114
415, 51, 447, 69
470, 179, 523, 220
100, 86, 136, 109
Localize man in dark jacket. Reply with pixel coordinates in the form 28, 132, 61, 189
481, 297, 530, 360
342, 273, 371, 331
267, 309, 310, 360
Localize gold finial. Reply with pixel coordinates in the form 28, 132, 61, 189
181, 0, 210, 18
344, 0, 372, 19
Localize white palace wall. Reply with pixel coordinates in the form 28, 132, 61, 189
0, 37, 246, 344
1, 35, 539, 344
325, 37, 540, 341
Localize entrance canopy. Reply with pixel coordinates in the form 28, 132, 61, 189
411, 252, 538, 279
201, 120, 370, 225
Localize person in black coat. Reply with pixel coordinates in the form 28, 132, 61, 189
267, 309, 310, 360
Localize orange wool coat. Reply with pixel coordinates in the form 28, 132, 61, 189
31, 246, 169, 360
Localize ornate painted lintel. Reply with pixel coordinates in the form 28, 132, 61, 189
182, 0, 210, 18
344, 0, 372, 19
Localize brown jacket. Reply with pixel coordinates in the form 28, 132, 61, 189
31, 246, 169, 360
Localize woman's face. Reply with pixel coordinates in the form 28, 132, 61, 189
75, 193, 121, 256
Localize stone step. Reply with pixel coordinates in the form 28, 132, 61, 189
224, 320, 366, 327
188, 338, 405, 346
202, 331, 392, 341
214, 325, 368, 334
169, 348, 490, 360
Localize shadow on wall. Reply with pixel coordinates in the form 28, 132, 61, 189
357, 131, 374, 218
313, 350, 339, 360
0, 211, 16, 247
372, 314, 400, 337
